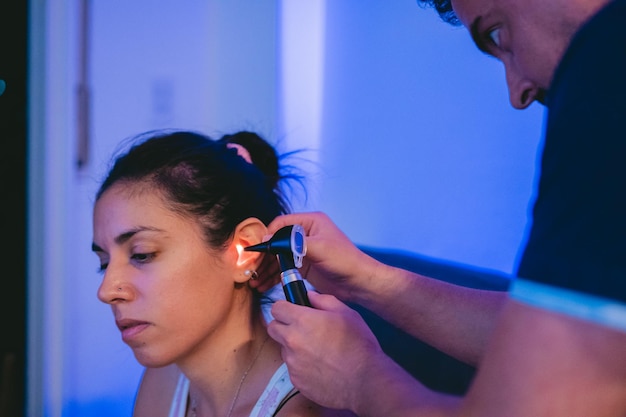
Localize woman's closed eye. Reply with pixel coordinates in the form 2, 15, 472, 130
96, 252, 156, 273
131, 252, 157, 264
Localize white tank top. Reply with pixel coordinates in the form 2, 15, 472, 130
168, 363, 296, 417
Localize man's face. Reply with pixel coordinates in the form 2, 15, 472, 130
451, 0, 602, 109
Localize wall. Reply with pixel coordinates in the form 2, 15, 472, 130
314, 1, 544, 275
29, 1, 545, 415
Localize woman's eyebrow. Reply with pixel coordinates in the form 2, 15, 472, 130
91, 226, 164, 252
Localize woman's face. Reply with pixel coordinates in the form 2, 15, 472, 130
92, 184, 246, 367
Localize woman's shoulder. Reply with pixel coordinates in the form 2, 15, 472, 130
133, 364, 185, 417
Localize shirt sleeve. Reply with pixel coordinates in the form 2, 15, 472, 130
510, 278, 626, 332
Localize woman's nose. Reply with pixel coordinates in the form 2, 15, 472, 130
97, 264, 133, 304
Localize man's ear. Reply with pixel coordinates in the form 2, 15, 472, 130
232, 218, 268, 283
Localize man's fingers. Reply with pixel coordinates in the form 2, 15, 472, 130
247, 251, 280, 291
267, 212, 327, 235
270, 299, 307, 324
270, 292, 344, 322
267, 213, 308, 234
308, 291, 346, 311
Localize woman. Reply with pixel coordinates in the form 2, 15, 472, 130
92, 130, 350, 417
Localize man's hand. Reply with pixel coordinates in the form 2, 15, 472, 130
268, 291, 384, 411
262, 212, 381, 303
268, 291, 461, 416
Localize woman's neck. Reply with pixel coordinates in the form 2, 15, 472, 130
178, 315, 282, 417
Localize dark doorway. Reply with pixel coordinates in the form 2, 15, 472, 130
1, 1, 28, 416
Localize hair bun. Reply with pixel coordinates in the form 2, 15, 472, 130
218, 131, 280, 188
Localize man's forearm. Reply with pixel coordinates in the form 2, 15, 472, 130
460, 300, 626, 417
352, 262, 508, 365
350, 350, 461, 417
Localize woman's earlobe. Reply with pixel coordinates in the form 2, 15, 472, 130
243, 269, 259, 281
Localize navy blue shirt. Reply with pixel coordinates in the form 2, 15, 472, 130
517, 0, 626, 303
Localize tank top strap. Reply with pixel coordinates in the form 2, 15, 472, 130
168, 373, 190, 417
249, 363, 295, 417
166, 362, 294, 417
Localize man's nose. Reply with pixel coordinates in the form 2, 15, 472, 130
505, 66, 541, 109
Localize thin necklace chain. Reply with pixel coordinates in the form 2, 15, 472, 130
189, 334, 270, 417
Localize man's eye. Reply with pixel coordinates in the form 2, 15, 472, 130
98, 263, 109, 273
488, 28, 501, 47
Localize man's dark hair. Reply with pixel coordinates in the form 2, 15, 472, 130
417, 0, 461, 26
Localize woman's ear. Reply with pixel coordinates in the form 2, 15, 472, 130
232, 218, 268, 283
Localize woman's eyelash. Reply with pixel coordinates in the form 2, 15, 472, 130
96, 252, 155, 272
131, 252, 156, 263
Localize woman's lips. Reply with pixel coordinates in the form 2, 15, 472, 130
116, 318, 150, 343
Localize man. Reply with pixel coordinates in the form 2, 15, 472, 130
255, 0, 626, 415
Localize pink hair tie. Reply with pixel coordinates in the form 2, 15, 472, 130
226, 143, 253, 164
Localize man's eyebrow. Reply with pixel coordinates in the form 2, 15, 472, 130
91, 226, 164, 252
469, 15, 492, 56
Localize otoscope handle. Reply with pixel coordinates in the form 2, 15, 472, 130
281, 269, 311, 307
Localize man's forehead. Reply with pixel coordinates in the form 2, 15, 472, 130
450, 0, 495, 27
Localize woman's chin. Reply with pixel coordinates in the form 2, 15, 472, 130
133, 349, 173, 368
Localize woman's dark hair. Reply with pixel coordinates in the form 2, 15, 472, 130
416, 0, 460, 26
97, 129, 297, 250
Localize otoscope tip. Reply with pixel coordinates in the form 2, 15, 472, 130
243, 241, 270, 253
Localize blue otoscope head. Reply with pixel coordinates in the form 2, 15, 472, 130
243, 224, 306, 272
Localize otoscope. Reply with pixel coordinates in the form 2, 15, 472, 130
244, 225, 312, 307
